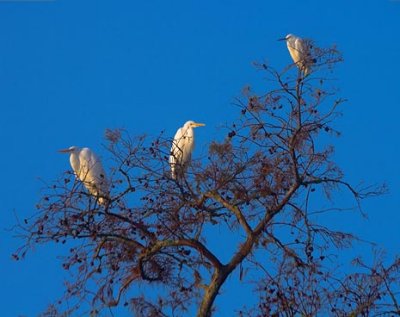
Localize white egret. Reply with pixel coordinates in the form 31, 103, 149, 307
279, 34, 313, 75
169, 120, 205, 179
59, 146, 110, 204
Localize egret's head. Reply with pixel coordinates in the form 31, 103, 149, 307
278, 34, 294, 41
185, 120, 206, 129
58, 146, 79, 154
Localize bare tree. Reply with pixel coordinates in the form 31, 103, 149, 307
15, 40, 399, 317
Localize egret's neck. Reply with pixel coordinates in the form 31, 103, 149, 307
69, 152, 80, 174
184, 126, 194, 138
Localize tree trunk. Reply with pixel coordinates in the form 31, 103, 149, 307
197, 267, 228, 317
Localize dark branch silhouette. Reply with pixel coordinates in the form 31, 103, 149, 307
14, 42, 398, 317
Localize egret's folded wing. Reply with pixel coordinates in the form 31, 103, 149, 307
79, 148, 109, 198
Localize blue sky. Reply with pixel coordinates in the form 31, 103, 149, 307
1, 0, 400, 316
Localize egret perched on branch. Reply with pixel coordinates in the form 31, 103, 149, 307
59, 146, 110, 205
169, 120, 205, 179
279, 34, 313, 75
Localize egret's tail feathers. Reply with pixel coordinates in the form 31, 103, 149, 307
98, 196, 109, 205
303, 66, 311, 76
170, 164, 186, 180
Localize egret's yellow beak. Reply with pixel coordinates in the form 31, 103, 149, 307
194, 122, 205, 127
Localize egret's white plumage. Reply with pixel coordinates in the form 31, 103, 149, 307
169, 120, 205, 179
59, 146, 109, 204
281, 34, 313, 75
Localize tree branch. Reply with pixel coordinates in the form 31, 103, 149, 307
206, 192, 253, 236
140, 238, 223, 271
